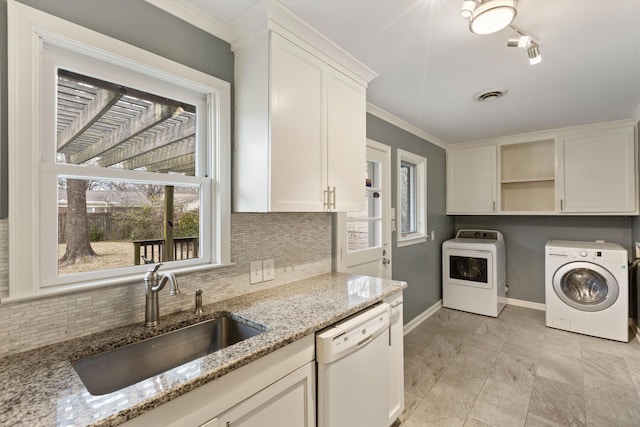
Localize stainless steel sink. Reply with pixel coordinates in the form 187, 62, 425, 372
72, 315, 265, 395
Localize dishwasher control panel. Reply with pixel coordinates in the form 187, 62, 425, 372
316, 303, 390, 364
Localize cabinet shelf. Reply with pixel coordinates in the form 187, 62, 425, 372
501, 177, 555, 184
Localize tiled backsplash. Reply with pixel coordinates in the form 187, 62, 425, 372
0, 213, 332, 357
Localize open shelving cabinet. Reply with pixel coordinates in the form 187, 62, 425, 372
500, 139, 555, 212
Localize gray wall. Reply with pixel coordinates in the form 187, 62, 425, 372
0, 0, 234, 218
367, 114, 455, 324
455, 216, 634, 303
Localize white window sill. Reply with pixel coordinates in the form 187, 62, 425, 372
1, 262, 237, 304
397, 234, 427, 247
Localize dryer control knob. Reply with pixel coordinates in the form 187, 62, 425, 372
579, 250, 588, 257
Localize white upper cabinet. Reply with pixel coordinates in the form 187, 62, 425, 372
326, 66, 367, 211
231, 2, 375, 212
446, 146, 496, 214
558, 126, 636, 213
446, 123, 637, 215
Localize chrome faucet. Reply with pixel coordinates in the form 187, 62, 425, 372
144, 263, 180, 327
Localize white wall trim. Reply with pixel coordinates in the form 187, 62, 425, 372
367, 103, 448, 149
144, 0, 232, 42
505, 297, 546, 311
403, 299, 442, 335
450, 119, 636, 149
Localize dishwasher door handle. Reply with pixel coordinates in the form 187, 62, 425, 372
357, 334, 374, 349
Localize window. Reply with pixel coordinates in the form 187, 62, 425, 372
7, 3, 231, 300
346, 159, 382, 252
397, 149, 426, 247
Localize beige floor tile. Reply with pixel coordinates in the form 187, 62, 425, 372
468, 385, 529, 427
409, 379, 479, 424
536, 352, 583, 387
584, 381, 640, 426
402, 306, 640, 427
464, 415, 495, 426
526, 376, 586, 426
485, 351, 538, 398
581, 348, 634, 389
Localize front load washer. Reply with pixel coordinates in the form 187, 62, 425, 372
545, 240, 629, 342
442, 230, 506, 317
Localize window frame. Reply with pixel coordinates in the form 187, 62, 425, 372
7, 2, 231, 301
396, 149, 427, 247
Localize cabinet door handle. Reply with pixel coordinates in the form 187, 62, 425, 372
324, 186, 330, 210
560, 199, 563, 211
493, 201, 496, 212
331, 186, 336, 209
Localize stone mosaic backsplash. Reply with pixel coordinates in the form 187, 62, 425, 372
0, 213, 332, 357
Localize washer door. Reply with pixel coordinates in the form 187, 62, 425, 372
552, 261, 619, 312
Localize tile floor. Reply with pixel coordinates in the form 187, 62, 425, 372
399, 305, 640, 426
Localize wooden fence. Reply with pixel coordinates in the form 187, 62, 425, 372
58, 212, 133, 243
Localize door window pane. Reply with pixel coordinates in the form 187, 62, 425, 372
346, 160, 382, 252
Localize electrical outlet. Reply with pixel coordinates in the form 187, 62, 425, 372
250, 260, 263, 284
263, 259, 275, 281
430, 230, 435, 240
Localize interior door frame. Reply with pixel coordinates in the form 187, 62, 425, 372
335, 139, 392, 279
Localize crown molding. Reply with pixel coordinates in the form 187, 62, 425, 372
144, 0, 233, 42
366, 103, 448, 149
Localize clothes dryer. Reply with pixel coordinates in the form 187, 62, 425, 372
442, 230, 506, 317
545, 240, 629, 342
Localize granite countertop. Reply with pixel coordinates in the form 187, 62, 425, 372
0, 272, 406, 426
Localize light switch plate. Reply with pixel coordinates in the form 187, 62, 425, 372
250, 260, 263, 284
263, 259, 275, 281
635, 242, 640, 259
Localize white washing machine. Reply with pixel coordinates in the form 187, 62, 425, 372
442, 230, 506, 317
545, 240, 629, 342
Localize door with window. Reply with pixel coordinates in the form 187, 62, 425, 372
336, 140, 391, 279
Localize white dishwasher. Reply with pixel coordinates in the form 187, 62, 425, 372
316, 303, 390, 427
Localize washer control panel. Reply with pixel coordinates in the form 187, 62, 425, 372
548, 246, 626, 267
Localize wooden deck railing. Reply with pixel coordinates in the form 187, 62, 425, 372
133, 237, 199, 265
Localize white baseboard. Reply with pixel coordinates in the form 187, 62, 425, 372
403, 299, 442, 336
505, 297, 546, 311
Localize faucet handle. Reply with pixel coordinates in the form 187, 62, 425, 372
149, 263, 163, 273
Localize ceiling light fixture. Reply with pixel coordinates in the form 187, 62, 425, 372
461, 2, 542, 66
507, 28, 531, 48
527, 41, 541, 65
460, 0, 476, 18
464, 0, 517, 35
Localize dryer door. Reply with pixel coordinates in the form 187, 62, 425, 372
444, 248, 493, 290
552, 261, 619, 312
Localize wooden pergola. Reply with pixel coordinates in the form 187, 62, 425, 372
56, 69, 198, 263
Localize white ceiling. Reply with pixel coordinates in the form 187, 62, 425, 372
162, 0, 640, 144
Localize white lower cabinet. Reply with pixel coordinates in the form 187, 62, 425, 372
385, 292, 404, 426
203, 362, 314, 427
123, 335, 315, 427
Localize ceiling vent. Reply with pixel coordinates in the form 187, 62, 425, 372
473, 89, 507, 102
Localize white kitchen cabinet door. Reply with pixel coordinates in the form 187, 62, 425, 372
384, 292, 404, 426
269, 32, 327, 212
234, 31, 367, 212
558, 126, 636, 213
446, 146, 497, 214
216, 362, 315, 427
326, 66, 366, 212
